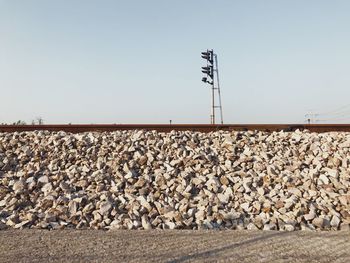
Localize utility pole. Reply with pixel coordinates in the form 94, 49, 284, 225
214, 53, 223, 124
305, 111, 318, 124
201, 49, 223, 124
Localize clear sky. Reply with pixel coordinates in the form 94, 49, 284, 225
1, 0, 350, 124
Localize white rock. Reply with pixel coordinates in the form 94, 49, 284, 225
137, 196, 152, 212
330, 215, 340, 228
257, 188, 265, 196
38, 176, 49, 184
324, 168, 338, 178
291, 133, 302, 142
240, 202, 250, 212
247, 223, 258, 230
263, 223, 276, 230
304, 212, 315, 221
14, 220, 30, 229
13, 180, 25, 193
141, 215, 152, 230
319, 174, 329, 185
284, 224, 295, 231
165, 221, 176, 230
0, 199, 6, 207
217, 193, 229, 204
41, 183, 53, 193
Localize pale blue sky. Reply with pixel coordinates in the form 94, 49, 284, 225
1, 0, 350, 124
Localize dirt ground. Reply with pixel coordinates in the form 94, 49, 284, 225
0, 230, 349, 263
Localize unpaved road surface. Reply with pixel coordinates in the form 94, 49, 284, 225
0, 230, 349, 263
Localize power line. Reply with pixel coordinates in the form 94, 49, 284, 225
305, 112, 319, 124
316, 116, 350, 122
317, 109, 350, 118
306, 104, 350, 123
316, 111, 350, 120
316, 103, 350, 116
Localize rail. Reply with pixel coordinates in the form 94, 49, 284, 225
1, 124, 350, 133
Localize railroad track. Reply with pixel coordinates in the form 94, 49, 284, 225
1, 124, 350, 133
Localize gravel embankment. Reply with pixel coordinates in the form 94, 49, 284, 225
0, 130, 350, 230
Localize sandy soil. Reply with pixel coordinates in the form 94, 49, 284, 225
0, 230, 349, 263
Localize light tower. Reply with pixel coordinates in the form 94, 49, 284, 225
201, 49, 223, 124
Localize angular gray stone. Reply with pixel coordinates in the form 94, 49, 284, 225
99, 201, 112, 216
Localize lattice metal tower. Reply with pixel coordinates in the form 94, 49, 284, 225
201, 49, 224, 124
